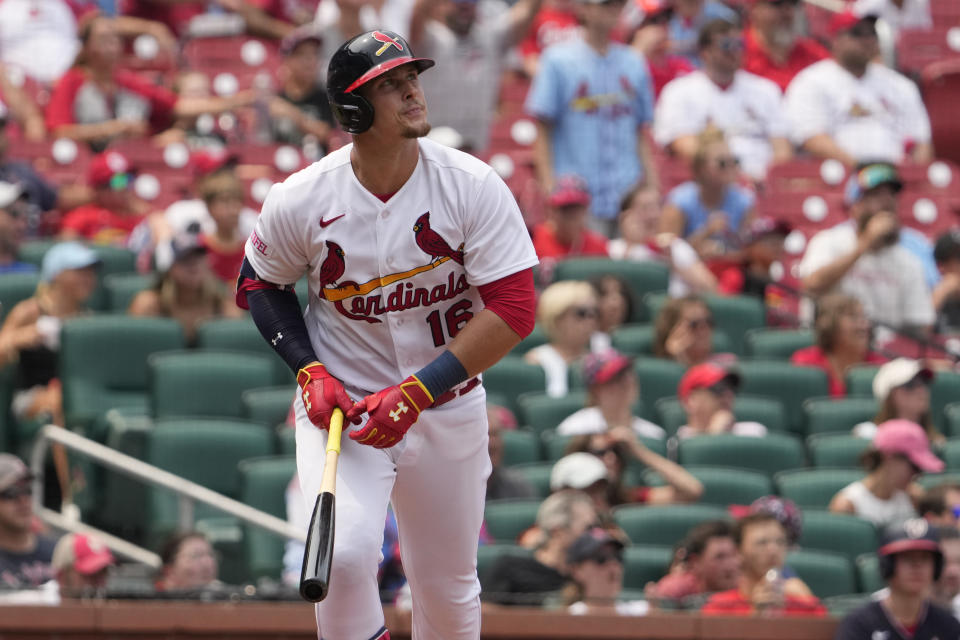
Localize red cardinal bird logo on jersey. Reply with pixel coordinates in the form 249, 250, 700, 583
318, 240, 346, 288
413, 212, 464, 265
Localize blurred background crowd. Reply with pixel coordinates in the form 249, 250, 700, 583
1, 0, 960, 629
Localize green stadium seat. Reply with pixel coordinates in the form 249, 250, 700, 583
634, 358, 687, 421
0, 272, 39, 321
918, 472, 960, 490
241, 386, 296, 428
942, 438, 960, 470
482, 357, 547, 415
611, 324, 734, 357
511, 326, 548, 355
0, 364, 16, 452
483, 499, 542, 543
86, 247, 139, 311
196, 317, 292, 385
797, 511, 879, 562
807, 434, 870, 468
677, 433, 805, 477
737, 361, 830, 433
501, 429, 541, 466
516, 391, 587, 434
702, 295, 766, 356
149, 350, 276, 419
16, 239, 56, 266
655, 395, 787, 436
845, 366, 881, 397
61, 316, 185, 432
786, 550, 857, 599
552, 258, 669, 322
238, 455, 297, 580
104, 273, 153, 312
146, 418, 274, 544
622, 545, 673, 589
855, 553, 884, 594
99, 408, 152, 539
540, 429, 667, 461
745, 328, 815, 360
774, 469, 863, 509
612, 504, 729, 546
945, 403, 960, 438
802, 397, 878, 436
277, 427, 296, 455
511, 463, 553, 498
645, 466, 772, 507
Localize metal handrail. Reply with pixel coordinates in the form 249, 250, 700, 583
30, 425, 305, 567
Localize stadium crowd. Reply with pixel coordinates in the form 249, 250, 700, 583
1, 0, 960, 634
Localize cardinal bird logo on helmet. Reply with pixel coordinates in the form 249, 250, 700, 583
413, 212, 464, 265
372, 31, 403, 56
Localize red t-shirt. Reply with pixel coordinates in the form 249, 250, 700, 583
45, 68, 178, 133
60, 205, 143, 245
742, 28, 829, 92
790, 345, 887, 397
648, 55, 696, 97
701, 589, 827, 617
519, 7, 580, 58
203, 236, 246, 283
531, 223, 608, 260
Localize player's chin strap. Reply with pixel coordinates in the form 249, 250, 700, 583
237, 257, 319, 372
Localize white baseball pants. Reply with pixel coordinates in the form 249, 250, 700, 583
294, 389, 490, 640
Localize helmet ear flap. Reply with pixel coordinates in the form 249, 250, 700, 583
331, 91, 374, 134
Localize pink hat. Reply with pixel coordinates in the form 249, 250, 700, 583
582, 349, 633, 387
51, 533, 115, 575
873, 419, 944, 473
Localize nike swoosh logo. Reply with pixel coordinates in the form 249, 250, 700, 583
319, 214, 345, 228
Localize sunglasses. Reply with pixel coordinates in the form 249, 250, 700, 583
588, 549, 624, 565
687, 317, 714, 330
716, 38, 744, 53
0, 484, 31, 500
589, 446, 617, 457
847, 24, 877, 38
707, 379, 736, 395
713, 156, 740, 169
569, 307, 598, 320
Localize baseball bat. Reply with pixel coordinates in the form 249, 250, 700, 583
299, 408, 344, 603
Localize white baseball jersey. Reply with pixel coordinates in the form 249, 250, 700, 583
653, 69, 788, 180
784, 59, 931, 165
244, 137, 539, 396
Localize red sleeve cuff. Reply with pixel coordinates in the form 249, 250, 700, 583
477, 268, 536, 338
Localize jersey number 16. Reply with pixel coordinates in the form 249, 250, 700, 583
425, 299, 474, 348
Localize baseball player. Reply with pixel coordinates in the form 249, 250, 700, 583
237, 30, 538, 640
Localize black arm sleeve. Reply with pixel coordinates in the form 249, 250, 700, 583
240, 259, 318, 373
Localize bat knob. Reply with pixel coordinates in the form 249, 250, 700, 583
300, 579, 328, 603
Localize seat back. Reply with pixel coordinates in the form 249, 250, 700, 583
645, 466, 772, 507
0, 272, 40, 322
677, 433, 805, 477
786, 549, 857, 599
61, 316, 185, 426
807, 434, 870, 468
196, 317, 292, 385
634, 359, 687, 421
774, 469, 864, 509
802, 397, 878, 437
612, 504, 729, 546
552, 258, 669, 322
622, 545, 673, 590
510, 462, 553, 498
797, 511, 878, 562
104, 273, 154, 312
483, 499, 543, 543
483, 357, 548, 415
501, 429, 541, 466
238, 455, 297, 580
516, 391, 588, 434
737, 360, 829, 432
149, 350, 276, 419
745, 328, 815, 360
241, 386, 297, 428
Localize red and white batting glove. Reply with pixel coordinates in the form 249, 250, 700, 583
346, 376, 433, 448
297, 362, 360, 430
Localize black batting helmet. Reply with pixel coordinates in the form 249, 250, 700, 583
878, 518, 944, 581
326, 30, 435, 134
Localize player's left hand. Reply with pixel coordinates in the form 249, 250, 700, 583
346, 376, 434, 448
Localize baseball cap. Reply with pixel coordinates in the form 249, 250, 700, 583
190, 149, 238, 179
88, 151, 135, 189
828, 10, 878, 36
934, 230, 960, 264
678, 363, 741, 401
844, 163, 903, 206
878, 518, 941, 557
0, 181, 24, 210
550, 452, 608, 491
280, 25, 323, 56
548, 175, 591, 208
567, 526, 625, 564
41, 242, 102, 283
171, 234, 207, 263
872, 358, 934, 401
873, 419, 944, 473
51, 533, 115, 575
741, 216, 791, 245
0, 453, 33, 493
582, 349, 633, 387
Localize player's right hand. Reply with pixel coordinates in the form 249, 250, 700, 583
296, 362, 360, 430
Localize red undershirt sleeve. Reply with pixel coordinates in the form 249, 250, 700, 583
477, 268, 536, 339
